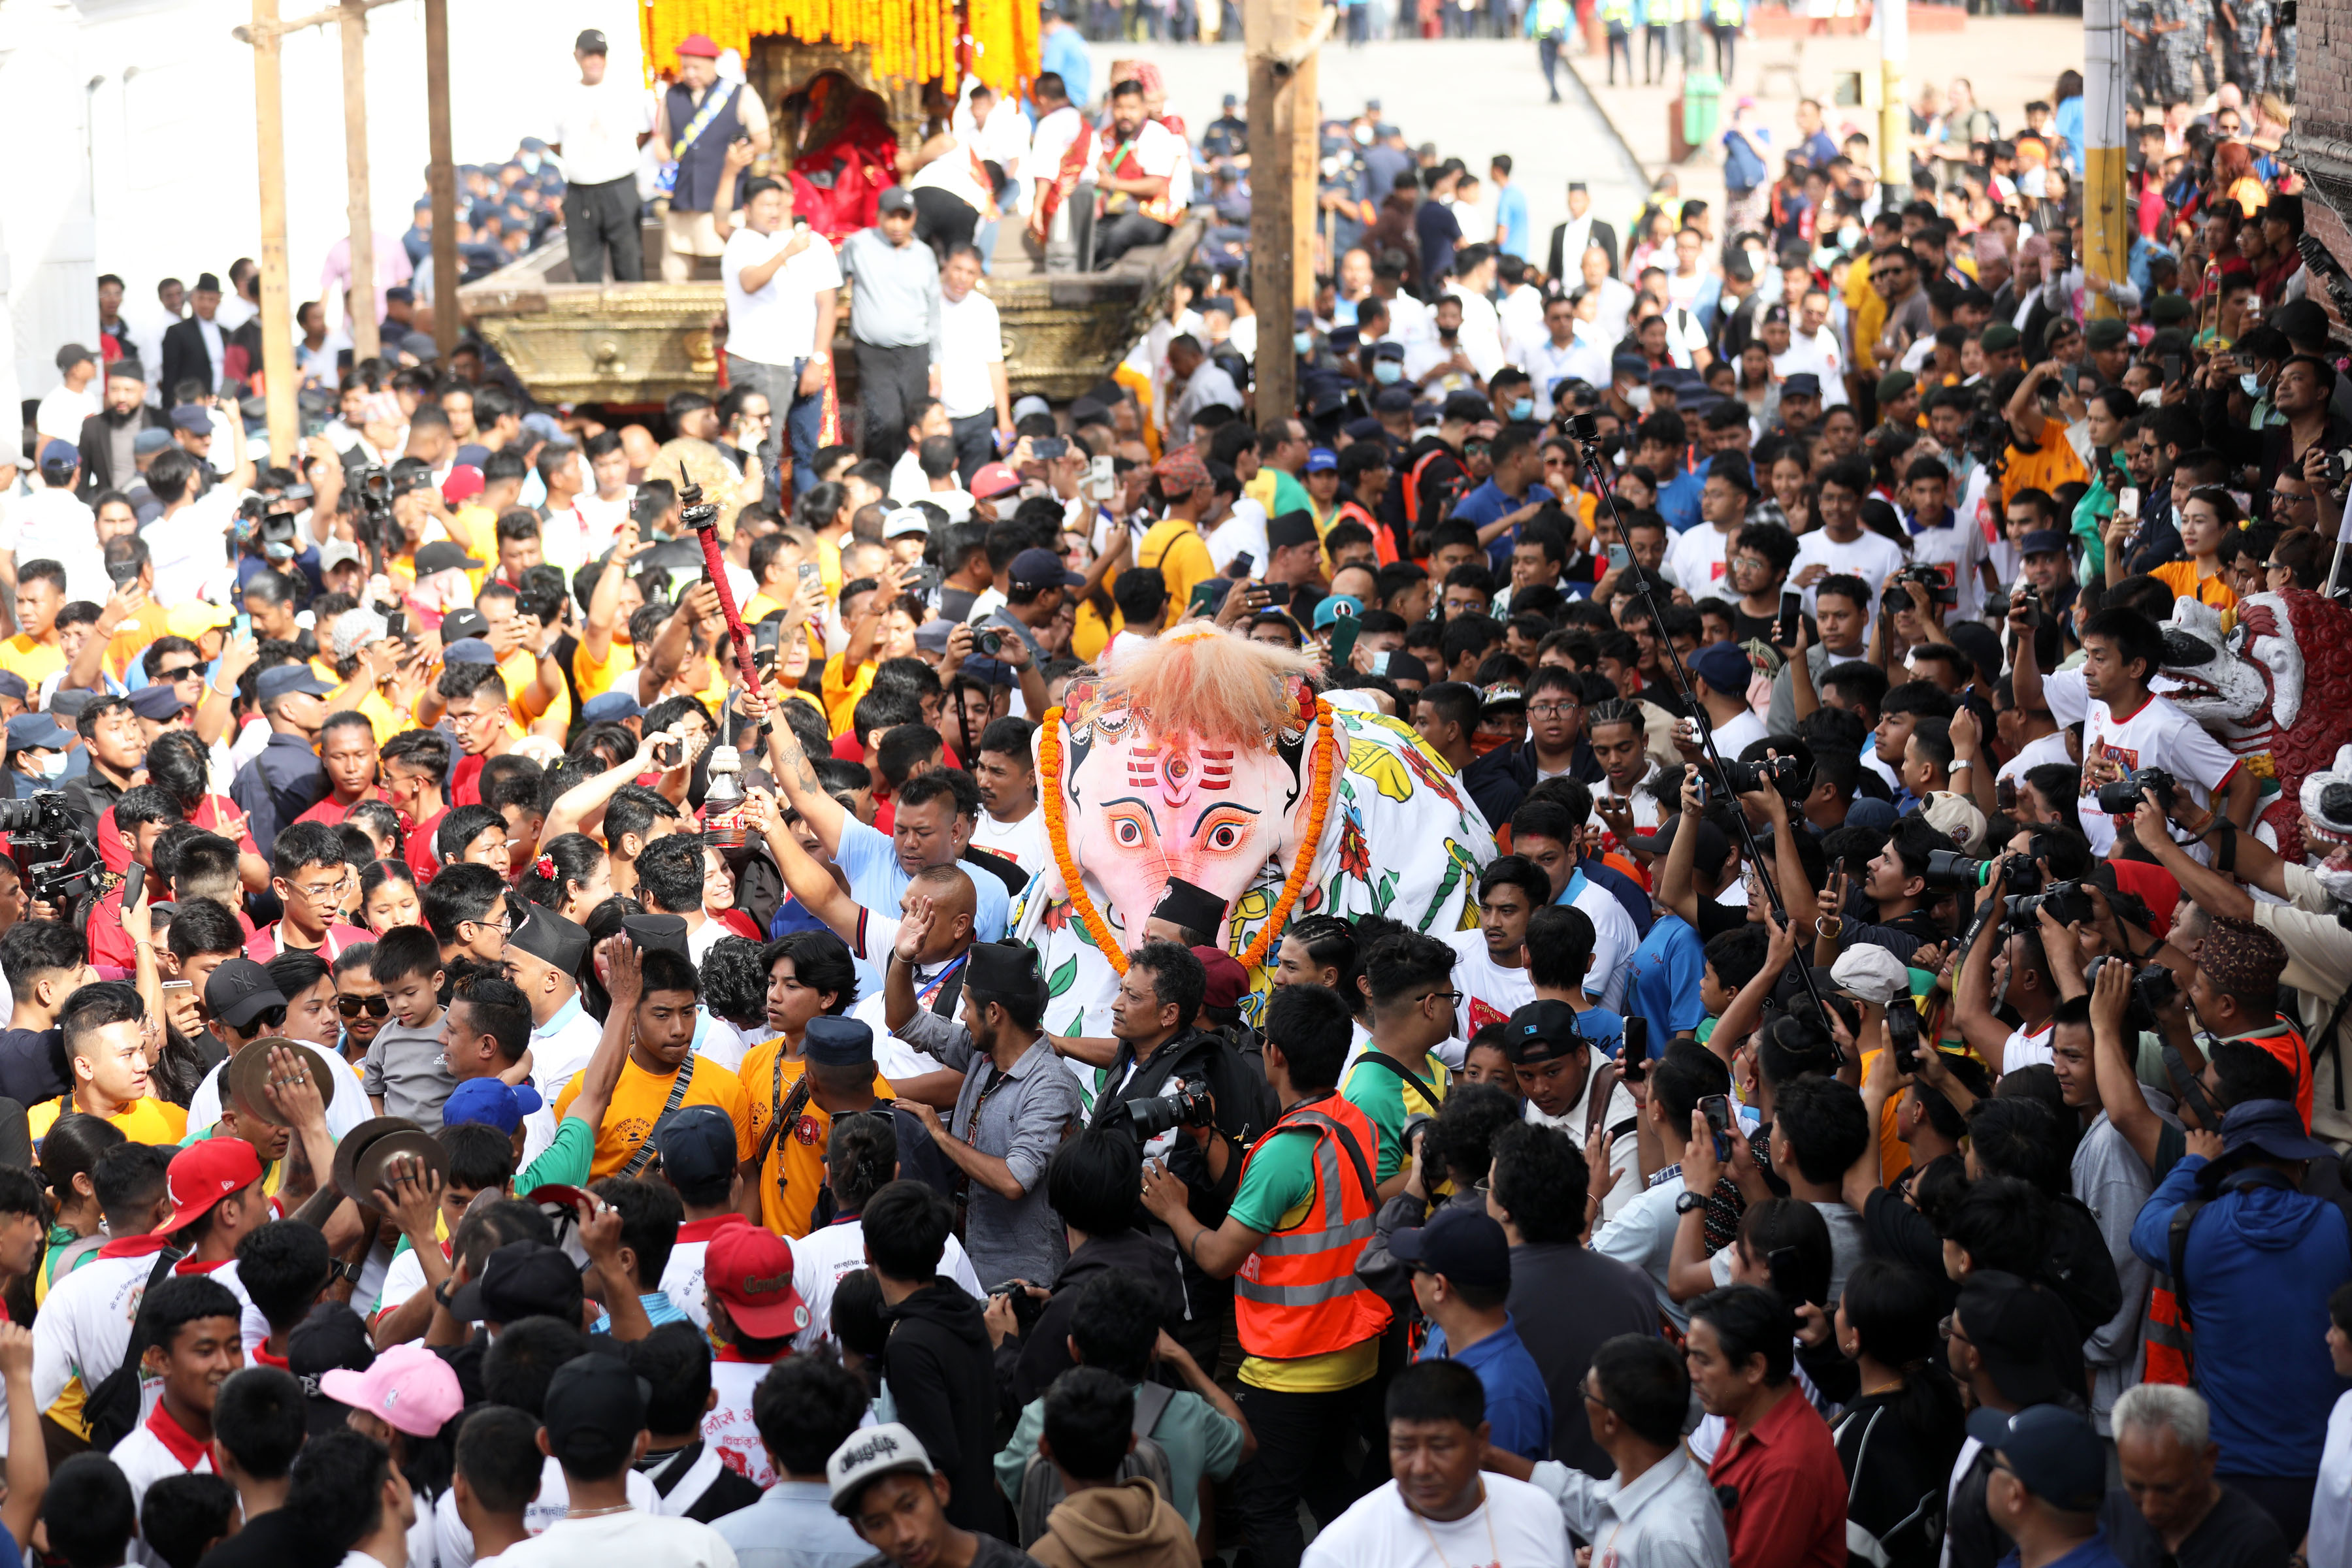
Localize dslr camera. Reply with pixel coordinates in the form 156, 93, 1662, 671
1923, 849, 2041, 892
2083, 954, 2180, 1030
1120, 1081, 1216, 1140
2006, 880, 2097, 927
2095, 766, 2176, 817
1717, 755, 1805, 800
1883, 564, 1956, 611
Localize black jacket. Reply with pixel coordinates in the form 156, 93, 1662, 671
882, 1278, 1007, 1538
1544, 218, 1620, 282
75, 406, 167, 499
1087, 1027, 1269, 1228
160, 317, 221, 401
999, 1228, 1186, 1416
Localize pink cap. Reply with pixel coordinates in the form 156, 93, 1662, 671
676, 31, 721, 56
319, 1342, 464, 1437
440, 465, 485, 505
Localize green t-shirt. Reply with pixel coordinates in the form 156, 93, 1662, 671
994, 1382, 1244, 1531
1340, 1051, 1449, 1182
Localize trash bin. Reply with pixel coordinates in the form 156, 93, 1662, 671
1682, 69, 1723, 149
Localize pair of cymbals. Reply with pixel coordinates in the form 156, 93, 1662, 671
332, 1115, 449, 1206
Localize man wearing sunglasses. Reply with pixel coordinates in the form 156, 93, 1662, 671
334, 951, 389, 1064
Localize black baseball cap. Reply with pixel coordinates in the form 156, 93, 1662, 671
1008, 547, 1085, 592
448, 1240, 581, 1326
651, 1105, 740, 1192
204, 958, 287, 1030
542, 1352, 650, 1471
1389, 1205, 1512, 1292
1504, 999, 1585, 1065
1965, 1404, 2105, 1512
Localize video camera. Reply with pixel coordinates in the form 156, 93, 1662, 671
2095, 766, 2176, 817
2006, 880, 2097, 927
0, 792, 106, 907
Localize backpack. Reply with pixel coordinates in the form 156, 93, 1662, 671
1015, 1381, 1177, 1548
84, 1246, 186, 1452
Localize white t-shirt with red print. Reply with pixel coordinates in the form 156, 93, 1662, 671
2076, 691, 2241, 861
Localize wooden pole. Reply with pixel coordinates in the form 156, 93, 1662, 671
424, 0, 459, 356
253, 0, 301, 463
341, 0, 379, 361
1292, 41, 1316, 310
1247, 0, 1296, 421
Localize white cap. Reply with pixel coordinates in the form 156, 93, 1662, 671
329, 606, 389, 660
826, 1422, 934, 1515
319, 538, 364, 572
883, 508, 930, 540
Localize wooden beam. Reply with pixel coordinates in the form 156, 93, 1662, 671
341, 0, 379, 361
424, 0, 459, 355
1246, 0, 1294, 423
252, 0, 300, 462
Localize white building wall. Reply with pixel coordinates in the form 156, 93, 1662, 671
0, 0, 645, 426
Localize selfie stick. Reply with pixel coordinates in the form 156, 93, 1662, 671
678, 466, 766, 706
1561, 415, 1838, 1054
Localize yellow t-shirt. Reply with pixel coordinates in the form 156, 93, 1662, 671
1071, 600, 1121, 664
551, 1053, 752, 1179
2150, 560, 2237, 611
1139, 519, 1215, 612
29, 1093, 187, 1149
356, 687, 407, 749
823, 656, 877, 736
572, 636, 637, 702
815, 534, 844, 599
1846, 260, 1889, 376
0, 635, 64, 690
106, 606, 172, 682
736, 1037, 895, 1239
2000, 437, 2089, 509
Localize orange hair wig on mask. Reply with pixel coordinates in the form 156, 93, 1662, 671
1086, 625, 1316, 749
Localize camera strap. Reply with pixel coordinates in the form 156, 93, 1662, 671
621, 1051, 696, 1179
1347, 1051, 1443, 1118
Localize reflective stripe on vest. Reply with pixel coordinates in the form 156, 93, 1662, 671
1232, 1100, 1393, 1357
2144, 1280, 2193, 1384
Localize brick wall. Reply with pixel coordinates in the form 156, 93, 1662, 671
2289, 0, 2349, 331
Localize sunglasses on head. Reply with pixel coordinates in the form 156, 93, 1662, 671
338, 994, 390, 1018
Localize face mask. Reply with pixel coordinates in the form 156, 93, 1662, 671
36, 753, 66, 781
1438, 327, 1458, 342
1374, 361, 1405, 385
1294, 332, 1315, 355
519, 153, 542, 174
1471, 730, 1514, 757
1838, 223, 1862, 250
1625, 385, 1652, 411
2242, 372, 2263, 397
1511, 398, 1535, 421
1354, 124, 1373, 145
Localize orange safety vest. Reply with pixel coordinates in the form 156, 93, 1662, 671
1233, 1094, 1394, 1360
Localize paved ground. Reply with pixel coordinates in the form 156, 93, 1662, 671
1149, 39, 1652, 276
1124, 15, 2087, 279
1566, 13, 2092, 241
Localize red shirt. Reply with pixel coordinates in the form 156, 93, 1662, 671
98, 794, 261, 874
451, 753, 487, 808
1707, 1385, 1847, 1568
405, 808, 449, 881
294, 788, 394, 828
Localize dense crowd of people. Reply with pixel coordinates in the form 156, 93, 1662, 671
0, 6, 2337, 1568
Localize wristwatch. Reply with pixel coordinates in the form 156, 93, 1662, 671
1674, 1191, 1707, 1215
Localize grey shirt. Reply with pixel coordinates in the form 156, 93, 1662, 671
362, 1016, 460, 1127
840, 227, 943, 355
896, 1011, 1083, 1284
1529, 1448, 1730, 1568
2075, 1102, 2164, 1433
1765, 638, 1869, 736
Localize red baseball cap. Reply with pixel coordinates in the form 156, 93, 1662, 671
440, 464, 485, 506
705, 1224, 808, 1337
970, 462, 1022, 500
676, 31, 722, 56
1191, 946, 1247, 1012
157, 1137, 265, 1235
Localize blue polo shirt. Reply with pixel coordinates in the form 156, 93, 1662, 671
1631, 911, 1707, 1047
1454, 479, 1556, 575
1419, 1314, 1553, 1462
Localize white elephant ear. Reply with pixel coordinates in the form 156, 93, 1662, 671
2334, 743, 2352, 776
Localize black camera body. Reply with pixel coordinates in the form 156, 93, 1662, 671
2007, 880, 2097, 928
1883, 564, 1957, 611
1923, 850, 2041, 892
2095, 766, 2176, 817
2084, 954, 2180, 1030
1122, 1082, 1216, 1140
0, 792, 105, 907
973, 628, 1007, 658
1719, 755, 1805, 800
